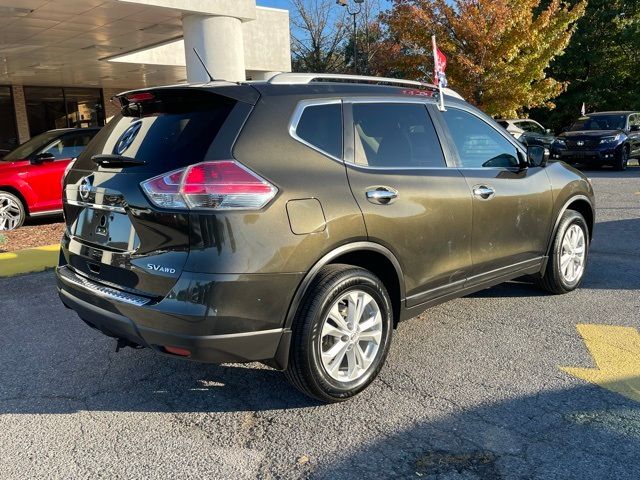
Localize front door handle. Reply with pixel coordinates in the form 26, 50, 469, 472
472, 185, 495, 200
366, 186, 398, 205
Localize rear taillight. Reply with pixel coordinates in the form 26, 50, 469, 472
141, 160, 277, 211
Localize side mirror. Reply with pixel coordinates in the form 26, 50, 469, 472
31, 152, 56, 164
528, 145, 549, 167
630, 125, 640, 132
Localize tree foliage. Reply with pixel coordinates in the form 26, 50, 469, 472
380, 0, 586, 117
530, 0, 640, 131
290, 0, 350, 73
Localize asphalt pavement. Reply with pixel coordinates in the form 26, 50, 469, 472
1, 165, 639, 479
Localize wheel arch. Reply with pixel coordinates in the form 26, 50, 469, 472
0, 185, 29, 215
284, 242, 406, 331
542, 194, 594, 277
563, 196, 594, 242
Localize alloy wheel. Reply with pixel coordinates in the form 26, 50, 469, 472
320, 289, 383, 383
0, 194, 22, 231
560, 224, 586, 283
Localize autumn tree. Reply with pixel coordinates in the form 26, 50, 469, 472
290, 0, 350, 73
381, 0, 586, 118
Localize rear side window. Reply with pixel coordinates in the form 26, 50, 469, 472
294, 103, 343, 159
352, 103, 445, 168
74, 90, 236, 173
441, 108, 520, 169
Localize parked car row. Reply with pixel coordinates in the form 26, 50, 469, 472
499, 111, 640, 171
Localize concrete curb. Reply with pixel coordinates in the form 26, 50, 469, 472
0, 244, 59, 277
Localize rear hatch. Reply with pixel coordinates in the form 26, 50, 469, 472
61, 85, 258, 298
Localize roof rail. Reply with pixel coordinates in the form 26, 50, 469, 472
268, 73, 464, 100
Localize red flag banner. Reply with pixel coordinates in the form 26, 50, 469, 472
432, 36, 448, 87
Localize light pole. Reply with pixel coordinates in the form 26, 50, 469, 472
337, 0, 365, 74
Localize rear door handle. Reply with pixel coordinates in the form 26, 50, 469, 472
366, 186, 398, 205
472, 185, 495, 200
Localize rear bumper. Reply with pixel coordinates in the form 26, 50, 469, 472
56, 265, 299, 367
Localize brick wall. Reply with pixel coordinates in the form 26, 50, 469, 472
102, 88, 123, 121
11, 85, 30, 143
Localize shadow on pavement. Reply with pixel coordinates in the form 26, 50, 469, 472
472, 216, 640, 298
571, 163, 640, 179
311, 383, 640, 479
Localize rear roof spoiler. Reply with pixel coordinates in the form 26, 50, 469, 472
114, 82, 261, 107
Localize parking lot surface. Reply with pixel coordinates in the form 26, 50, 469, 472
1, 166, 639, 479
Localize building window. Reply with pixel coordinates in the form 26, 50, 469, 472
24, 86, 105, 137
0, 86, 19, 155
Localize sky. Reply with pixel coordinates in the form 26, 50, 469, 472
257, 0, 293, 9
257, 1, 393, 12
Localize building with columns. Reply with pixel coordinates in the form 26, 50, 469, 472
0, 0, 291, 153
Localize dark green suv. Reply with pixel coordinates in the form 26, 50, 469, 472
56, 74, 595, 403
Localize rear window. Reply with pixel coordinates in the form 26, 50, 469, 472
294, 103, 343, 159
74, 90, 236, 172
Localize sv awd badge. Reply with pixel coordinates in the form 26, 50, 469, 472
147, 264, 177, 274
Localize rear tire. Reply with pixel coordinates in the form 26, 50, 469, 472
537, 210, 589, 294
0, 191, 26, 231
285, 264, 393, 403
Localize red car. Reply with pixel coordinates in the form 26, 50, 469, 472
0, 128, 99, 230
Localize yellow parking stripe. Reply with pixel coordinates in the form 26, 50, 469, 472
0, 244, 59, 277
562, 324, 640, 403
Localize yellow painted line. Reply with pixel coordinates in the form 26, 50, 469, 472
562, 324, 640, 403
0, 244, 59, 277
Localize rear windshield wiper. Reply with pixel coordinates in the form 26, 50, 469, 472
92, 154, 146, 167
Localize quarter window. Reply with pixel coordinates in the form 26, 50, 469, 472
441, 108, 520, 168
295, 103, 343, 159
352, 103, 445, 168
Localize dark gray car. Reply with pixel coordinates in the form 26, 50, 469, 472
55, 74, 595, 403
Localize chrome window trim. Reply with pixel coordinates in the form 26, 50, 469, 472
289, 98, 344, 163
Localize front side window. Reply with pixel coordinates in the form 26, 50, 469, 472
294, 103, 343, 159
441, 108, 520, 168
352, 103, 445, 168
42, 132, 95, 160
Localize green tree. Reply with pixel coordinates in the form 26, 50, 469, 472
381, 0, 586, 118
530, 0, 640, 131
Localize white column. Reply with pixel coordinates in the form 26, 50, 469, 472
250, 71, 280, 81
183, 14, 246, 83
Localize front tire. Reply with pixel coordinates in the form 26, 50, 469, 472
285, 265, 393, 403
614, 146, 629, 171
537, 210, 589, 294
0, 191, 26, 231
